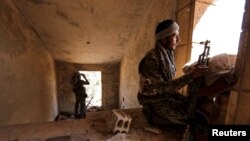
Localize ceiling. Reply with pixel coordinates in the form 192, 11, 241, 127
13, 0, 152, 64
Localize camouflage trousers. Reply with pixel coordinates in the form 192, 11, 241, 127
137, 91, 197, 125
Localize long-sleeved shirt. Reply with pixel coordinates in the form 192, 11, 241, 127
138, 41, 193, 96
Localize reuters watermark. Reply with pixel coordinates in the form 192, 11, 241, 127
208, 125, 249, 140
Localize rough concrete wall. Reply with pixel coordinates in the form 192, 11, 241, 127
227, 0, 250, 124
119, 0, 177, 108
0, 0, 57, 125
56, 62, 119, 113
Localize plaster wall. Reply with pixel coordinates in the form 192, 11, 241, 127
119, 0, 177, 108
56, 62, 119, 113
0, 0, 57, 126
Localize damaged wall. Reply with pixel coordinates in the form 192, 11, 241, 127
56, 61, 120, 113
0, 0, 57, 125
119, 0, 177, 108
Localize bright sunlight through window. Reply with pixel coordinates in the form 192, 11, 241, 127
79, 71, 102, 108
191, 0, 245, 62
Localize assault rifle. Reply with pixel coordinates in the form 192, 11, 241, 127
182, 40, 211, 141
197, 40, 210, 66
188, 40, 211, 114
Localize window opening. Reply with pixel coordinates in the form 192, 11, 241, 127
79, 71, 102, 110
191, 0, 245, 62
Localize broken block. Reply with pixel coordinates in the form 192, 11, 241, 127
107, 109, 132, 134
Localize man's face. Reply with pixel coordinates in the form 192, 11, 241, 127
168, 32, 180, 50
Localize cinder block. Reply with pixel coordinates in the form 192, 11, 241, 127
107, 109, 132, 134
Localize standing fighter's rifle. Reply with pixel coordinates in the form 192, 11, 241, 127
182, 40, 211, 141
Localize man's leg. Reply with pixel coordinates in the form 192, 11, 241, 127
75, 101, 80, 118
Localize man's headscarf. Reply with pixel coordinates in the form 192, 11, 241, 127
155, 21, 179, 40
